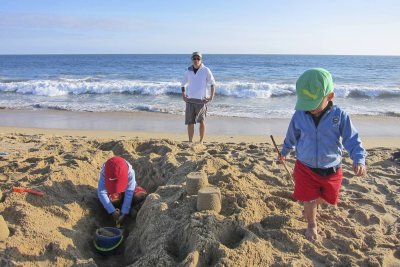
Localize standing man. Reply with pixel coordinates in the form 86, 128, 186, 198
181, 52, 216, 144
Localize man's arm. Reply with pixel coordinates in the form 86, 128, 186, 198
204, 69, 216, 103
204, 85, 215, 103
181, 86, 188, 102
181, 71, 189, 101
210, 84, 215, 100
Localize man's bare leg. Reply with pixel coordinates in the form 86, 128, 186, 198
188, 124, 194, 142
199, 121, 205, 144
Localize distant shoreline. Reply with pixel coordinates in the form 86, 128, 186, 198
1, 109, 400, 149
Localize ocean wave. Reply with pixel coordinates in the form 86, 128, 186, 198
25, 102, 172, 114
334, 84, 400, 98
0, 79, 399, 99
0, 79, 180, 97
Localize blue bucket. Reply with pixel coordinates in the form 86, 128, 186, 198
94, 227, 123, 254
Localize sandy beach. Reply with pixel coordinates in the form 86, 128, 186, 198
0, 111, 399, 266
2, 0, 400, 265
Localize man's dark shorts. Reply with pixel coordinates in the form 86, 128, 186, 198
185, 98, 207, 125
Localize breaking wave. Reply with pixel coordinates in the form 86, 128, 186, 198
1, 79, 399, 99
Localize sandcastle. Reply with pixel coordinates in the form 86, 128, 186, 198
186, 172, 208, 195
0, 215, 10, 241
196, 186, 222, 213
185, 172, 222, 213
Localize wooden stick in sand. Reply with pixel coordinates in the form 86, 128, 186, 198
270, 135, 294, 184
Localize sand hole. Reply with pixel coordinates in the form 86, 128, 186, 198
87, 197, 130, 266
89, 156, 180, 266
201, 248, 220, 266
165, 235, 189, 263
216, 225, 246, 249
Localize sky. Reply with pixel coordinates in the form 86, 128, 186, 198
0, 0, 399, 55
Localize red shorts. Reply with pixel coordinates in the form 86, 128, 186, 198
134, 186, 146, 195
293, 160, 343, 205
109, 186, 147, 203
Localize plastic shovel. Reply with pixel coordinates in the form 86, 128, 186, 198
12, 187, 45, 196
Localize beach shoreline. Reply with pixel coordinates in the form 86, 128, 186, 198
1, 109, 400, 148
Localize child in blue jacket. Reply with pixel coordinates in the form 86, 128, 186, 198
279, 68, 367, 241
97, 156, 147, 225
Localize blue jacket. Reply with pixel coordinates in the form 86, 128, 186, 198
97, 160, 136, 215
280, 105, 366, 168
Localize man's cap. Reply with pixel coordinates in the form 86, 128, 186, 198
104, 156, 128, 195
191, 52, 202, 59
295, 68, 334, 111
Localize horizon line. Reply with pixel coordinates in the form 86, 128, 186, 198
1, 53, 399, 57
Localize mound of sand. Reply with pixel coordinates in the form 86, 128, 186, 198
0, 133, 399, 266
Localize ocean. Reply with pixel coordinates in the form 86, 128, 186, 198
1, 54, 399, 118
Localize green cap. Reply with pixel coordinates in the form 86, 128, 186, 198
295, 68, 334, 111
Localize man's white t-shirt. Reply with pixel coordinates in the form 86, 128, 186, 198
181, 64, 215, 100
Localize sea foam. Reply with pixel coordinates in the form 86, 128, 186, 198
1, 79, 399, 99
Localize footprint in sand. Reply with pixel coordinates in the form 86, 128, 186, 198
270, 190, 294, 201
351, 198, 387, 213
260, 214, 290, 229
345, 183, 370, 193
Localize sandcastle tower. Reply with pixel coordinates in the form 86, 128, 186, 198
186, 172, 208, 195
0, 215, 10, 241
197, 186, 222, 213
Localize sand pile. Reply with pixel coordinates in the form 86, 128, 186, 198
0, 133, 399, 266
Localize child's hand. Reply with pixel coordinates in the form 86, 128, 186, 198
353, 164, 366, 176
278, 155, 286, 162
116, 214, 126, 225
112, 210, 120, 221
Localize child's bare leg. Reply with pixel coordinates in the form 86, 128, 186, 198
304, 199, 319, 241
303, 198, 327, 219
317, 198, 327, 206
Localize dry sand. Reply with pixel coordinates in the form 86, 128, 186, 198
0, 128, 399, 266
